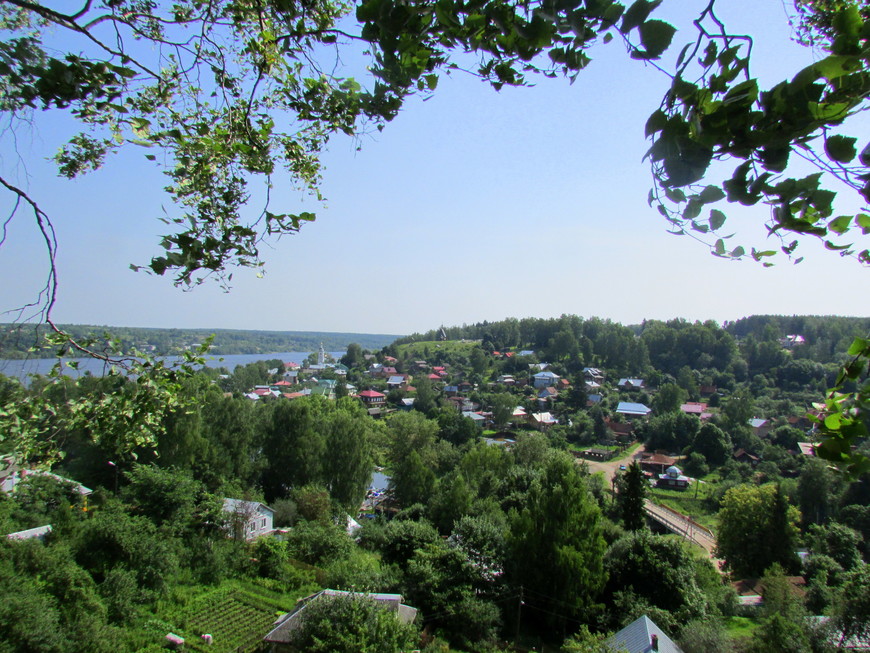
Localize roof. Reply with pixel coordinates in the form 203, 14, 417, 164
680, 402, 707, 414
531, 412, 557, 424
461, 411, 485, 422
618, 378, 645, 388
387, 375, 406, 385
641, 452, 676, 465
797, 442, 816, 456
748, 418, 768, 428
533, 370, 559, 379
223, 498, 274, 516
7, 525, 52, 541
606, 615, 683, 653
359, 389, 385, 398
263, 590, 417, 644
616, 402, 652, 416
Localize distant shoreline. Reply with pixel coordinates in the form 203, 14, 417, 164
0, 324, 401, 359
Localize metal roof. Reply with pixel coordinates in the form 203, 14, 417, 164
606, 615, 683, 653
617, 402, 652, 416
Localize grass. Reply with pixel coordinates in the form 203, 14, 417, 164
648, 484, 718, 531
723, 615, 760, 642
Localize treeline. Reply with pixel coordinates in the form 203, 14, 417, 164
395, 314, 868, 375
0, 324, 399, 358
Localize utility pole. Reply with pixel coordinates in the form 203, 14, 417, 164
515, 585, 523, 645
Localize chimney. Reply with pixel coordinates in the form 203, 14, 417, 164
651, 634, 659, 651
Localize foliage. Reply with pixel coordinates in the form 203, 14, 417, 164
616, 462, 647, 531
833, 563, 870, 646
811, 336, 870, 477
507, 451, 606, 627
290, 593, 420, 653
603, 531, 713, 628
0, 339, 213, 464
716, 484, 801, 578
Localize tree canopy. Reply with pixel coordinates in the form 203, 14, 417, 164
1, 0, 869, 469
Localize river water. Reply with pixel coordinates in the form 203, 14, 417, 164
0, 351, 345, 383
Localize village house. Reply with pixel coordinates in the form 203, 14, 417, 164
223, 498, 274, 542
617, 377, 645, 390
748, 418, 771, 437
533, 370, 560, 389
359, 389, 386, 407
733, 448, 760, 466
583, 367, 605, 382
530, 412, 557, 430
606, 615, 684, 653
386, 374, 409, 389
639, 452, 676, 475
616, 401, 652, 418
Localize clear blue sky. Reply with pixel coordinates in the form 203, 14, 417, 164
0, 0, 866, 336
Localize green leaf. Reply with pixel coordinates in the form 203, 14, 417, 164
637, 20, 675, 59
847, 337, 870, 356
730, 245, 745, 257
860, 143, 870, 166
856, 214, 870, 235
825, 134, 858, 163
698, 185, 725, 204
644, 110, 668, 137
828, 215, 852, 234
709, 209, 726, 231
620, 0, 661, 34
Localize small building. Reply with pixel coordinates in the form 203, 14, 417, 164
616, 401, 652, 417
223, 498, 274, 541
533, 371, 560, 389
797, 442, 816, 457
386, 375, 408, 389
657, 465, 690, 490
748, 418, 770, 436
530, 412, 557, 430
359, 389, 386, 406
583, 367, 605, 383
617, 378, 645, 390
461, 411, 486, 425
7, 525, 52, 542
640, 452, 676, 475
679, 402, 707, 415
733, 448, 760, 466
606, 615, 683, 653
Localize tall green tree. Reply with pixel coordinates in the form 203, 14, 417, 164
617, 462, 648, 531
507, 452, 606, 627
716, 484, 801, 578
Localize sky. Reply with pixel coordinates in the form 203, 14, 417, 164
0, 0, 867, 337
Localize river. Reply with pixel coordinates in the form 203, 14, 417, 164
0, 351, 346, 383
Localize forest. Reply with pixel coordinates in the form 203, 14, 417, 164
0, 313, 869, 652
